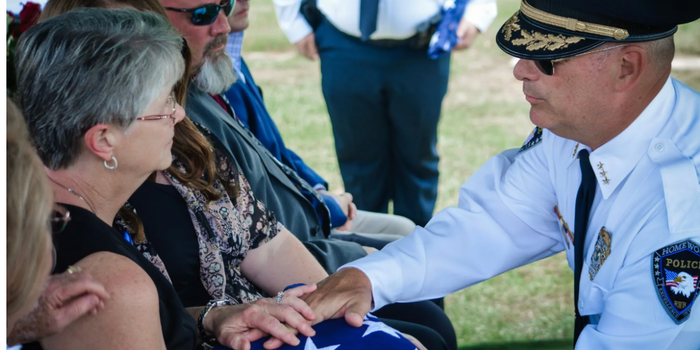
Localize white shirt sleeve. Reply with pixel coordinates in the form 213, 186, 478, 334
343, 140, 566, 310
272, 0, 313, 44
462, 0, 498, 33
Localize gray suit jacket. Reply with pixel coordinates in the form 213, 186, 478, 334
185, 83, 367, 272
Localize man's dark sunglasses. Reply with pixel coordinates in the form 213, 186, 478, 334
533, 60, 556, 76
165, 0, 235, 26
532, 45, 630, 76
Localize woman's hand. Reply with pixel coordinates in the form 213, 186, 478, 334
7, 270, 110, 345
206, 285, 318, 350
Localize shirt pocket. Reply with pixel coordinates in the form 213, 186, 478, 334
579, 261, 608, 317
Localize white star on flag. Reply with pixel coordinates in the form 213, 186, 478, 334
303, 337, 339, 350
429, 32, 440, 47
362, 319, 402, 339
443, 0, 456, 10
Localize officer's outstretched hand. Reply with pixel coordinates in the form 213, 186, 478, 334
261, 268, 373, 349
303, 267, 373, 327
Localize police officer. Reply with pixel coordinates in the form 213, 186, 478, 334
272, 0, 497, 228
285, 0, 700, 348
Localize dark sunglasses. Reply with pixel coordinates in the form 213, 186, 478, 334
533, 60, 557, 76
533, 45, 630, 76
165, 0, 235, 26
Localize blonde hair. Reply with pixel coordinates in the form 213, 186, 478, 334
6, 99, 54, 318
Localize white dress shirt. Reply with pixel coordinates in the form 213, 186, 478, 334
343, 78, 700, 349
273, 0, 497, 43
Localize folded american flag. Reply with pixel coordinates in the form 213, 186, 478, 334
428, 0, 471, 59
214, 315, 417, 350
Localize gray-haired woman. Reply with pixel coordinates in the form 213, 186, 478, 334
16, 8, 315, 350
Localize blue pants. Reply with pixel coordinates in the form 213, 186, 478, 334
315, 19, 450, 227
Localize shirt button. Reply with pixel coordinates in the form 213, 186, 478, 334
578, 299, 585, 310
655, 143, 665, 152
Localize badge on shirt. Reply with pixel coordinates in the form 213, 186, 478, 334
517, 127, 543, 155
652, 240, 700, 324
554, 206, 573, 249
588, 227, 612, 280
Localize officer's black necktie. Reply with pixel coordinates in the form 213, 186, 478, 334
573, 149, 596, 346
359, 0, 380, 41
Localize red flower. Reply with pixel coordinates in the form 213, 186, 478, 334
19, 2, 41, 25
11, 2, 41, 39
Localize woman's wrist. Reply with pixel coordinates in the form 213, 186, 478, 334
198, 299, 234, 339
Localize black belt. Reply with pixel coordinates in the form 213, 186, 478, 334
358, 21, 439, 50
301, 0, 441, 50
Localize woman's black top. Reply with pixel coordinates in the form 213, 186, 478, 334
23, 204, 197, 350
129, 181, 212, 307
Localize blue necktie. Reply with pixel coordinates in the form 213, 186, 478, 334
573, 149, 595, 345
359, 0, 380, 41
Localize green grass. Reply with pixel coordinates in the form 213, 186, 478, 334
460, 339, 572, 350
242, 1, 699, 348
676, 20, 700, 55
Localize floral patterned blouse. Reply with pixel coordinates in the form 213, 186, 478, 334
118, 149, 283, 304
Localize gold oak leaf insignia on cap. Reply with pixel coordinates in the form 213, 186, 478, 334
512, 30, 585, 51
502, 12, 522, 41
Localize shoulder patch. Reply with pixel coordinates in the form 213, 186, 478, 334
517, 127, 543, 155
652, 240, 700, 324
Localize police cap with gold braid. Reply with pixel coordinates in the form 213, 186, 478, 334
496, 0, 700, 60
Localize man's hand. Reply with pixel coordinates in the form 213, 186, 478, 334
318, 191, 357, 231
294, 33, 319, 60
7, 271, 110, 345
207, 285, 318, 350
262, 269, 373, 350
453, 19, 479, 51
305, 268, 373, 327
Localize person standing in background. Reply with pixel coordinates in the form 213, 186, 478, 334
273, 0, 497, 227
224, 0, 417, 250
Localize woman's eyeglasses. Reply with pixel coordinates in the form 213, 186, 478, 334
533, 45, 630, 76
165, 0, 235, 26
136, 93, 177, 123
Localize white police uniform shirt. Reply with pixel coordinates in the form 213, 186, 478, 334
344, 77, 700, 349
273, 0, 497, 43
